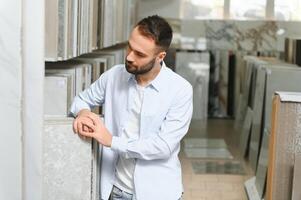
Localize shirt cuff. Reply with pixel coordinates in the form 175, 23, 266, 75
70, 98, 91, 117
111, 136, 128, 153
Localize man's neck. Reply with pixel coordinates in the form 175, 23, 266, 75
135, 62, 162, 87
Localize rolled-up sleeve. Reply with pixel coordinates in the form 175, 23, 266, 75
111, 83, 193, 160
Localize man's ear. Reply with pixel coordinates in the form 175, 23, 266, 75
158, 51, 166, 62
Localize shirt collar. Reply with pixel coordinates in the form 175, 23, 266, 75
126, 61, 168, 92
149, 61, 167, 92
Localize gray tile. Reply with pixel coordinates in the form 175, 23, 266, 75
249, 62, 301, 172
175, 51, 210, 121
255, 131, 269, 198
43, 117, 98, 200
184, 148, 233, 159
191, 160, 245, 175
249, 65, 267, 171
239, 108, 253, 157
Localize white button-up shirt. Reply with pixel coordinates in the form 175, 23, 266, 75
70, 62, 193, 200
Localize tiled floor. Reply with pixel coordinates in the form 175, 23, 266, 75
180, 119, 253, 200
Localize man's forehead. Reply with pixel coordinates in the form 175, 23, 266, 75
129, 27, 157, 54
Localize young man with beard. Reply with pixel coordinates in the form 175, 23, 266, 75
70, 15, 193, 200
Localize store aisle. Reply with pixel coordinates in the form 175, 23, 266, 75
180, 119, 253, 200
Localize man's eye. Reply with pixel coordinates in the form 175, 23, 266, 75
136, 52, 145, 57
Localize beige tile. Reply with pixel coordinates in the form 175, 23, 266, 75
191, 189, 222, 200
217, 175, 245, 182
183, 175, 206, 190
205, 182, 235, 192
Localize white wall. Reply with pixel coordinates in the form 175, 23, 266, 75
22, 0, 44, 199
0, 1, 22, 199
0, 1, 44, 199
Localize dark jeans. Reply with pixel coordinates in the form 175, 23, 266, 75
109, 185, 183, 200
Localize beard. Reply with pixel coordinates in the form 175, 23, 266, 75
125, 58, 156, 75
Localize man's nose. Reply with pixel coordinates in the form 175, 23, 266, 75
126, 51, 135, 62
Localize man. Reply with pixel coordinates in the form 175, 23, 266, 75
70, 15, 193, 200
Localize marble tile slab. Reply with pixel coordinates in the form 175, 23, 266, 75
205, 20, 278, 51
175, 51, 210, 121
46, 61, 92, 98
43, 117, 99, 200
74, 57, 107, 82
44, 75, 71, 116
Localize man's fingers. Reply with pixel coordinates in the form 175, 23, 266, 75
87, 115, 100, 126
73, 119, 78, 134
83, 124, 88, 132
77, 120, 83, 135
82, 120, 96, 131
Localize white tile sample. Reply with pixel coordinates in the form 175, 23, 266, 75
44, 75, 71, 116
43, 117, 100, 200
175, 51, 209, 122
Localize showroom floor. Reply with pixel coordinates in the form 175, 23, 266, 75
180, 119, 253, 200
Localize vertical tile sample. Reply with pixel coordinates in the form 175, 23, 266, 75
44, 75, 71, 116
239, 107, 253, 157
249, 63, 267, 171
43, 117, 100, 200
234, 58, 254, 130
249, 60, 299, 172
175, 51, 209, 128
267, 92, 301, 200
255, 131, 269, 198
45, 0, 59, 60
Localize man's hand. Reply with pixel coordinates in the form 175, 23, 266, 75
73, 109, 112, 147
73, 109, 95, 138
85, 112, 113, 147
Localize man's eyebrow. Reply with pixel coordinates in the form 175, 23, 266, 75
127, 42, 147, 56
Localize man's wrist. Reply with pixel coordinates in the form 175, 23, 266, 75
77, 109, 91, 117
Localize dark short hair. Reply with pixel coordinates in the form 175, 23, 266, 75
135, 15, 173, 51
